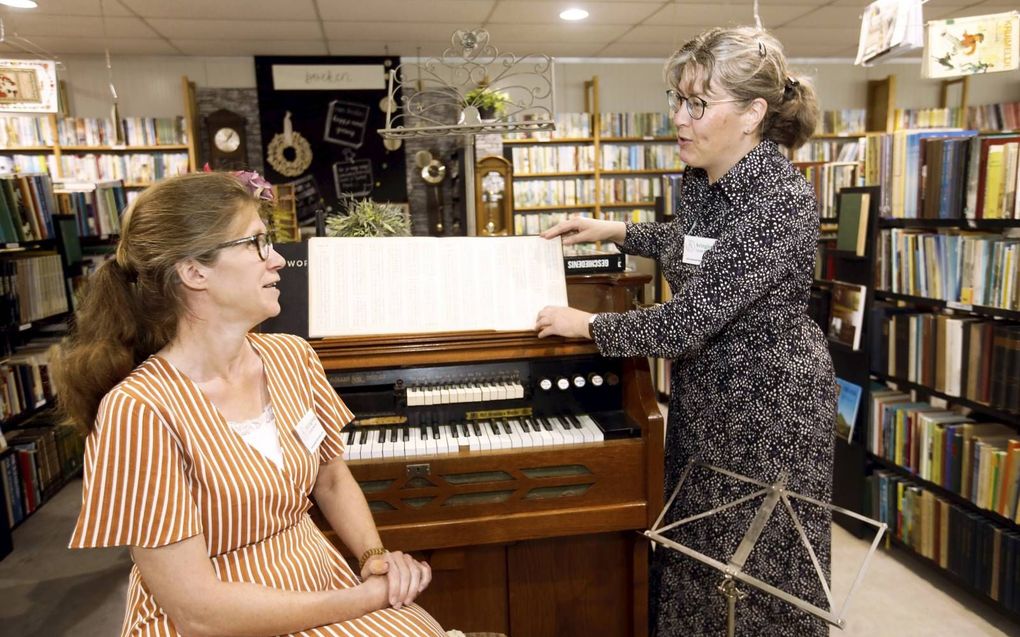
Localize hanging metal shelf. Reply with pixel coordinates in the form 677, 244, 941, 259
378, 29, 556, 140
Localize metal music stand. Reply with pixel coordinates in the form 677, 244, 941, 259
643, 461, 887, 637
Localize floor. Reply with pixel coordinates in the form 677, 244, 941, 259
1, 479, 1019, 636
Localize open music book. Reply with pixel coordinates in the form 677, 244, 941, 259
307, 236, 568, 337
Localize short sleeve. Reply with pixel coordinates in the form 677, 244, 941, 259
303, 340, 355, 463
69, 391, 202, 549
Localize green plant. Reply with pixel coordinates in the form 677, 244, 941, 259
464, 86, 509, 115
325, 195, 411, 238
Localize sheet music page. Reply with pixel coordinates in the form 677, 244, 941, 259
308, 236, 567, 337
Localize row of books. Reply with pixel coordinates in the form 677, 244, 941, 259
661, 173, 683, 219
865, 470, 1020, 612
504, 113, 591, 140
513, 210, 592, 237
869, 386, 1019, 521
863, 131, 1020, 219
874, 309, 1018, 411
56, 116, 188, 147
513, 178, 595, 208
600, 208, 656, 224
875, 229, 1020, 311
0, 116, 57, 148
817, 109, 867, 135
0, 154, 59, 176
600, 176, 662, 204
0, 253, 68, 325
1, 342, 53, 424
0, 173, 58, 243
54, 181, 128, 238
599, 112, 672, 139
797, 163, 860, 219
510, 145, 595, 173
893, 108, 967, 131
59, 152, 190, 185
1, 422, 85, 527
600, 144, 683, 171
968, 102, 1020, 133
889, 101, 1020, 133
788, 138, 864, 164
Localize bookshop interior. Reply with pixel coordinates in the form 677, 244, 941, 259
0, 0, 1020, 636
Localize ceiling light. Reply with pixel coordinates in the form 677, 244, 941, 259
0, 0, 38, 7
559, 8, 589, 21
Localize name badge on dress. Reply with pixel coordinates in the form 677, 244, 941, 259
682, 235, 717, 266
295, 410, 326, 454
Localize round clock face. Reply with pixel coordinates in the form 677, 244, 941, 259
214, 127, 241, 153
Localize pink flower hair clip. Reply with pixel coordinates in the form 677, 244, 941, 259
200, 164, 275, 202
233, 170, 275, 202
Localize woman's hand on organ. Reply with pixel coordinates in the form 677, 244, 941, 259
540, 217, 626, 246
535, 306, 593, 339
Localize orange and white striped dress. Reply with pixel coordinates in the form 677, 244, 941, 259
69, 333, 445, 637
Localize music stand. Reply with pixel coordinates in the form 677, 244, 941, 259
643, 461, 886, 637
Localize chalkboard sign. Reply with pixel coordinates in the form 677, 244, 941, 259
324, 100, 370, 149
255, 55, 406, 223
290, 173, 323, 222
333, 159, 374, 198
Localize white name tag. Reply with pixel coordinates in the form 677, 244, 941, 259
682, 235, 717, 266
295, 409, 326, 454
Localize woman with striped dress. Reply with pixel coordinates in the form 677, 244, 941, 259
54, 172, 445, 637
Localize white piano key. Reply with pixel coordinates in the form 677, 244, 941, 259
512, 382, 525, 399
495, 382, 508, 400
578, 414, 605, 442
440, 386, 451, 404
512, 419, 538, 448
406, 388, 422, 406
488, 420, 509, 450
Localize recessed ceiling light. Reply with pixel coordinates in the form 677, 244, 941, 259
0, 0, 38, 8
560, 8, 589, 21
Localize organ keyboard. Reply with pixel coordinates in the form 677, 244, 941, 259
311, 273, 663, 637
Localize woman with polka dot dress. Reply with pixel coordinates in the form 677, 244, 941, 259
536, 27, 837, 637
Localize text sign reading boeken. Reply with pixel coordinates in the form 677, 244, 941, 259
271, 65, 385, 91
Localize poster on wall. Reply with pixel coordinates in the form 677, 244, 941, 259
255, 56, 406, 224
923, 11, 1020, 78
0, 59, 58, 113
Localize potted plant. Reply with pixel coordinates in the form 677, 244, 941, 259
464, 85, 510, 119
325, 195, 411, 238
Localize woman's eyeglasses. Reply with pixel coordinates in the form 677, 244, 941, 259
666, 89, 744, 120
210, 232, 274, 261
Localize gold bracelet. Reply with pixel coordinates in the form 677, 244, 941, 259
358, 547, 388, 571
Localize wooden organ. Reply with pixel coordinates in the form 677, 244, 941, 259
311, 273, 664, 636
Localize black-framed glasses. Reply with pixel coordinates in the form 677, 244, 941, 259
210, 232, 274, 261
666, 89, 744, 120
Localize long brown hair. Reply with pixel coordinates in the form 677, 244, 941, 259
666, 27, 819, 149
51, 172, 263, 430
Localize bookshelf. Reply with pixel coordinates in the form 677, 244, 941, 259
0, 75, 198, 192
504, 77, 683, 239
819, 124, 1020, 615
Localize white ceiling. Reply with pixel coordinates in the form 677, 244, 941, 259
0, 0, 1013, 59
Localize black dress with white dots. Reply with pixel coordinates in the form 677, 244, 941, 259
590, 140, 837, 636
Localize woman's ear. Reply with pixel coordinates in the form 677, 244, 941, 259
176, 258, 210, 291
743, 97, 768, 134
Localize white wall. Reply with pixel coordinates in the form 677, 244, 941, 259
56, 53, 1020, 119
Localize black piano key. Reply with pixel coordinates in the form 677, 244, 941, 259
431, 424, 441, 439
472, 422, 483, 437
461, 423, 472, 437
346, 429, 355, 445
521, 418, 532, 433
557, 417, 571, 431
419, 425, 428, 440
502, 420, 513, 435
490, 421, 500, 435
542, 418, 554, 432
566, 413, 583, 429
402, 426, 410, 442
377, 428, 386, 443
389, 428, 398, 443
358, 428, 368, 444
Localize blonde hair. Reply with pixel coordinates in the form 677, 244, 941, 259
51, 172, 266, 430
665, 27, 819, 149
